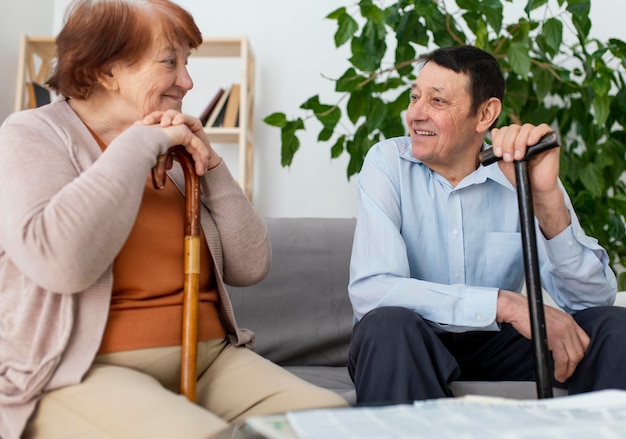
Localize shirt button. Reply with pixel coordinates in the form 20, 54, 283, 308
452, 229, 459, 236
455, 272, 460, 278
476, 314, 482, 321
567, 240, 574, 247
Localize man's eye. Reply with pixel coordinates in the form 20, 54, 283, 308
163, 59, 175, 66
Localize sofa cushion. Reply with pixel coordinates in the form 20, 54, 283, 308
227, 217, 356, 367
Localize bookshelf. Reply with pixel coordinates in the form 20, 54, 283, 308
14, 34, 256, 201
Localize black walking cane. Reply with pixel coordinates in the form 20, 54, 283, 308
152, 146, 201, 402
479, 131, 560, 399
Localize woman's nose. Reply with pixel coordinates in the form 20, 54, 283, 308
177, 66, 194, 91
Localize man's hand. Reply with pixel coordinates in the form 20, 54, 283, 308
490, 123, 570, 239
497, 290, 590, 383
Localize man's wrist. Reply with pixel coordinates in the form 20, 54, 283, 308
534, 190, 571, 239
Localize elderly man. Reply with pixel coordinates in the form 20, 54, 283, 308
347, 45, 625, 404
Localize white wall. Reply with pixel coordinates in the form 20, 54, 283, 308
4, 0, 625, 219
0, 0, 54, 123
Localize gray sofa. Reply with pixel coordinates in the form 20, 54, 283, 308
228, 217, 588, 404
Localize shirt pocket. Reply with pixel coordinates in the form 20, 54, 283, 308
483, 232, 525, 290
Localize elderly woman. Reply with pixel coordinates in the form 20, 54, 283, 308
0, 1, 346, 438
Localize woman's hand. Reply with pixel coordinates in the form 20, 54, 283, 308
140, 110, 222, 175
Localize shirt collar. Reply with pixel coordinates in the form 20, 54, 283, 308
398, 138, 515, 192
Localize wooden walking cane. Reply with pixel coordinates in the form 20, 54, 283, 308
152, 145, 201, 402
479, 131, 560, 399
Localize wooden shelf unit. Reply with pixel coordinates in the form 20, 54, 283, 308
14, 34, 255, 200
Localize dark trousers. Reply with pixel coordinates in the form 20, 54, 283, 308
348, 305, 626, 405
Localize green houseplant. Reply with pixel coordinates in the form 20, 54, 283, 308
264, 0, 626, 289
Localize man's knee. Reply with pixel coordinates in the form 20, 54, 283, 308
575, 306, 626, 336
354, 306, 425, 337
350, 306, 436, 364
574, 306, 626, 360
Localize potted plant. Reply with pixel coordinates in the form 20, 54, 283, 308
265, 0, 626, 289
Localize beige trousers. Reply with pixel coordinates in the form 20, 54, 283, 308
23, 338, 347, 438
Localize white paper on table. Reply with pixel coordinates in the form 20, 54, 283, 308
286, 389, 626, 439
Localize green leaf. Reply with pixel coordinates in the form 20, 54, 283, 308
568, 0, 591, 38
336, 68, 367, 93
263, 112, 287, 128
608, 38, 626, 66
593, 93, 611, 127
539, 18, 563, 58
525, 0, 548, 13
457, 0, 503, 34
462, 12, 485, 40
331, 135, 346, 159
318, 107, 341, 130
325, 7, 345, 20
373, 77, 406, 93
507, 42, 532, 79
380, 114, 406, 138
347, 90, 368, 124
388, 87, 411, 117
396, 9, 428, 46
580, 162, 604, 197
335, 12, 359, 47
607, 212, 626, 238
300, 95, 322, 111
532, 65, 554, 101
318, 126, 334, 142
591, 74, 611, 97
280, 118, 305, 167
395, 44, 416, 76
365, 98, 387, 131
349, 20, 387, 72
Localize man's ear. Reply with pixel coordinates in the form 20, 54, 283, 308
476, 97, 502, 132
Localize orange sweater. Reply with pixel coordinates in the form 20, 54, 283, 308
92, 134, 225, 354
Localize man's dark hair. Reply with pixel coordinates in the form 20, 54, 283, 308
419, 46, 505, 128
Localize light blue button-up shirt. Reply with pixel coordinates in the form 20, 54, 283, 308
349, 137, 616, 332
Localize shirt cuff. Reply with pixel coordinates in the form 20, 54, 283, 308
462, 285, 499, 329
542, 225, 583, 263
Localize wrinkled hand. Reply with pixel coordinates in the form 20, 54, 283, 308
490, 123, 560, 193
141, 110, 222, 176
491, 123, 570, 238
497, 290, 590, 383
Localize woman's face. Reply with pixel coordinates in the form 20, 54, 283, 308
106, 39, 193, 122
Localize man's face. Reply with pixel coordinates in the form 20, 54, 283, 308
405, 62, 484, 176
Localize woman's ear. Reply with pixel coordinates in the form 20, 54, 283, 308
97, 66, 119, 91
476, 97, 502, 132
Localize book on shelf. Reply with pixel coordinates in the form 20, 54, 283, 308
222, 83, 240, 128
27, 82, 51, 109
199, 87, 224, 125
206, 85, 232, 128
